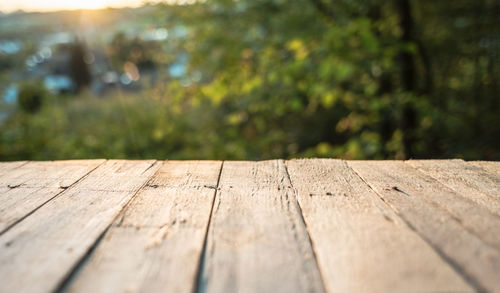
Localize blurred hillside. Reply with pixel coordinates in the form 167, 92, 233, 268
1, 0, 499, 160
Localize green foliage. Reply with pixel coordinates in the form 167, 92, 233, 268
108, 33, 163, 70
1, 0, 499, 160
17, 82, 47, 113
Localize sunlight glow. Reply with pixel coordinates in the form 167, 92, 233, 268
1, 0, 159, 12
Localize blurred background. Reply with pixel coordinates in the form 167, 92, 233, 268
0, 0, 499, 160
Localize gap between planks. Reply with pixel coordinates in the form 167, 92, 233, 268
0, 160, 106, 236
61, 161, 224, 293
56, 160, 163, 293
195, 160, 326, 293
194, 161, 225, 293
283, 160, 328, 291
348, 163, 480, 291
288, 159, 475, 293
0, 160, 161, 293
348, 160, 500, 293
1, 159, 498, 293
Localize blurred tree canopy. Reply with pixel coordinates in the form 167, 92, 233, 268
1, 0, 499, 160
108, 33, 161, 70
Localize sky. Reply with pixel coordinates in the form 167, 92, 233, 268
0, 0, 157, 12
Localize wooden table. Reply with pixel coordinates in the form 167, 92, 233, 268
0, 159, 499, 293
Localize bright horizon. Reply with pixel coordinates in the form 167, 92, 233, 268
0, 0, 167, 13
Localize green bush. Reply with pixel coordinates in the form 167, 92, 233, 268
17, 82, 46, 113
1, 1, 499, 161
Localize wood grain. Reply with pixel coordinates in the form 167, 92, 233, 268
199, 160, 325, 293
0, 160, 105, 233
357, 160, 500, 250
407, 159, 500, 215
0, 160, 159, 293
0, 161, 27, 178
67, 161, 222, 293
349, 160, 500, 292
469, 161, 500, 178
0, 159, 499, 293
286, 159, 473, 293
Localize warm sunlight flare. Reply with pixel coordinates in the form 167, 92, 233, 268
1, 0, 149, 12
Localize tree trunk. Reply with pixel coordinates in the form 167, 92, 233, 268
396, 0, 417, 159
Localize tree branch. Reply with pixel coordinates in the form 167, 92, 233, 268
309, 0, 337, 23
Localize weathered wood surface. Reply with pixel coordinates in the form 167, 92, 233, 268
0, 160, 159, 293
0, 160, 105, 234
68, 161, 222, 293
199, 161, 324, 293
470, 161, 500, 178
407, 159, 500, 215
0, 159, 498, 293
0, 161, 27, 178
348, 160, 500, 293
286, 159, 473, 293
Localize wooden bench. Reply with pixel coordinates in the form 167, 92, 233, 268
0, 159, 499, 292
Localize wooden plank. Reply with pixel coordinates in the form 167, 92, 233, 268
407, 159, 500, 215
0, 160, 160, 293
67, 161, 222, 293
286, 159, 473, 293
0, 161, 28, 199
0, 160, 105, 233
199, 160, 325, 293
469, 161, 500, 178
348, 160, 500, 292
0, 161, 27, 178
0, 160, 103, 194
356, 160, 500, 250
